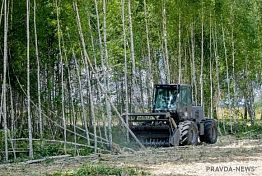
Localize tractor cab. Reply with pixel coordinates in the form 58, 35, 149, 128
153, 84, 192, 119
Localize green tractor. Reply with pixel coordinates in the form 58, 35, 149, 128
124, 84, 218, 146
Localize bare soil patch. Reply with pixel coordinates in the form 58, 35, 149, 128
1, 136, 262, 176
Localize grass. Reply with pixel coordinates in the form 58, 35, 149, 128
48, 164, 149, 176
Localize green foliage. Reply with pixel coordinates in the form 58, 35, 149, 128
35, 143, 64, 157
218, 120, 262, 139
49, 164, 149, 176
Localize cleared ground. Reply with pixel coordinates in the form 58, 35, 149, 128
1, 135, 262, 176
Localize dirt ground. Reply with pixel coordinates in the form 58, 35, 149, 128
1, 135, 262, 176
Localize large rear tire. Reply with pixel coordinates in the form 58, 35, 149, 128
178, 121, 198, 145
200, 119, 218, 144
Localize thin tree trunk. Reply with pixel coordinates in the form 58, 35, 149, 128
56, 0, 66, 153
200, 2, 204, 109
209, 13, 213, 118
34, 0, 43, 143
74, 56, 90, 146
178, 12, 182, 84
87, 15, 107, 143
102, 0, 111, 151
75, 2, 98, 150
222, 25, 230, 134
139, 67, 145, 111
94, 0, 109, 150
94, 0, 104, 66
144, 0, 153, 108
213, 24, 221, 120
162, 0, 170, 83
27, 0, 33, 159
93, 0, 106, 144
0, 0, 4, 27
231, 5, 237, 130
9, 78, 16, 159
88, 17, 97, 69
3, 0, 9, 161
128, 0, 138, 111
121, 0, 129, 142
191, 22, 197, 105
86, 69, 97, 153
184, 44, 188, 83
68, 65, 77, 155
222, 26, 231, 111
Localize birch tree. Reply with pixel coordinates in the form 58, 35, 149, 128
56, 0, 67, 153
121, 0, 129, 142
178, 12, 182, 84
3, 0, 8, 162
200, 1, 204, 109
191, 23, 197, 105
162, 0, 170, 83
27, 0, 33, 159
144, 0, 153, 108
128, 0, 139, 111
74, 2, 97, 151
102, 0, 112, 150
33, 0, 42, 142
209, 13, 213, 118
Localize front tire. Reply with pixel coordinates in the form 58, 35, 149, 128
178, 121, 198, 145
200, 119, 218, 144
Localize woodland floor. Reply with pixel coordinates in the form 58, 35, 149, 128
1, 135, 262, 176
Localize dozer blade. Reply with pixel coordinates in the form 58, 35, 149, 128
123, 112, 177, 147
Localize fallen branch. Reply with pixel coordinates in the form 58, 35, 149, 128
21, 155, 71, 164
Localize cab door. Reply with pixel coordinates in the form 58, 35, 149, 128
178, 86, 192, 119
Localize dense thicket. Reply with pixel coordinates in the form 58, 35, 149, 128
0, 0, 261, 161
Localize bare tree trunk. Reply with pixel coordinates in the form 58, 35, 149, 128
102, 0, 111, 151
84, 61, 97, 153
191, 22, 197, 105
2, 0, 9, 161
121, 0, 129, 142
66, 55, 77, 155
178, 12, 182, 84
184, 43, 188, 83
94, 0, 110, 150
88, 15, 107, 143
162, 0, 170, 83
231, 12, 237, 130
222, 26, 231, 111
33, 0, 43, 143
213, 24, 221, 120
74, 12, 90, 145
222, 25, 231, 133
143, 0, 153, 108
0, 0, 4, 27
56, 0, 66, 153
209, 13, 213, 118
75, 2, 97, 150
74, 56, 90, 146
87, 17, 97, 68
9, 78, 16, 159
27, 0, 33, 159
94, 0, 104, 65
128, 0, 138, 110
200, 2, 204, 109
247, 82, 256, 126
